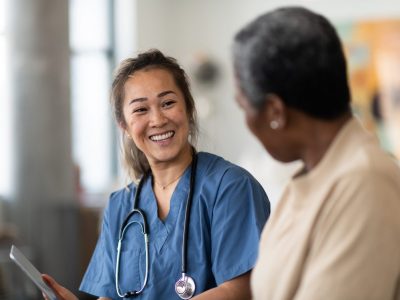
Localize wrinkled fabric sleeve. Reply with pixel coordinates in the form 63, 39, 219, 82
79, 196, 120, 299
211, 167, 270, 285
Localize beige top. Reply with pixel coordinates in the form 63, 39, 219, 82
251, 118, 400, 300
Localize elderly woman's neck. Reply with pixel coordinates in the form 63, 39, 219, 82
299, 112, 352, 173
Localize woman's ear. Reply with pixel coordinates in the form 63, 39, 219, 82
264, 94, 287, 130
118, 121, 126, 131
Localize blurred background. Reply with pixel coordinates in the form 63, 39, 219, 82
1, 0, 400, 299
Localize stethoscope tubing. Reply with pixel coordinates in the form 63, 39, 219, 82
115, 150, 197, 297
115, 176, 149, 298
115, 208, 150, 297
181, 152, 197, 274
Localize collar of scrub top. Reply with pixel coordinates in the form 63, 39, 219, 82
115, 148, 198, 298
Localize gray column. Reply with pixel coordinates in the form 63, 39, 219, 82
9, 0, 80, 294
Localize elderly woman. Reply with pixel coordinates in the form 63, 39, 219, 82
233, 6, 400, 300
43, 49, 269, 300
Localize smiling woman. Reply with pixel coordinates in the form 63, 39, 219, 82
121, 68, 193, 220
42, 49, 270, 300
122, 68, 192, 176
111, 51, 199, 183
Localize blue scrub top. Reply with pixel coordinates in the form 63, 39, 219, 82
80, 152, 270, 299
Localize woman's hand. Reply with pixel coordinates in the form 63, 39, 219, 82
42, 274, 79, 300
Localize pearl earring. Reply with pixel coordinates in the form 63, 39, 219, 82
270, 120, 279, 130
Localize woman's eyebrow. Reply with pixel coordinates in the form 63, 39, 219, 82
158, 90, 176, 97
128, 97, 147, 105
128, 90, 176, 105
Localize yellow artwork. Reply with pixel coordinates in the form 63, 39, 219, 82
337, 20, 400, 159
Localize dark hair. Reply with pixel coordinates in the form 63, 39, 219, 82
233, 6, 351, 119
112, 49, 198, 180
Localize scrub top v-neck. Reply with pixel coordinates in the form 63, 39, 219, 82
80, 152, 270, 299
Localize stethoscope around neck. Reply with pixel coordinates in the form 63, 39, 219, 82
115, 152, 198, 299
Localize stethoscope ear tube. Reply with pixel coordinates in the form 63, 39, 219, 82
176, 150, 198, 299
115, 213, 149, 298
181, 152, 197, 275
115, 175, 150, 298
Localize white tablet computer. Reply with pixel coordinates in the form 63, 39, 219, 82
9, 245, 58, 300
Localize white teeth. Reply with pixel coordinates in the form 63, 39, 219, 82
150, 131, 174, 141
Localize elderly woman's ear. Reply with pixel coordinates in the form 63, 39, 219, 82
264, 94, 287, 130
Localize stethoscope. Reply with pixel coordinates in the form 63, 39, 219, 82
115, 152, 198, 299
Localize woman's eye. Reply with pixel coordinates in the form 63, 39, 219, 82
133, 107, 147, 114
162, 100, 176, 108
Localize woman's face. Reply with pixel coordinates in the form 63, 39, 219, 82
235, 84, 267, 143
122, 68, 191, 167
235, 80, 287, 162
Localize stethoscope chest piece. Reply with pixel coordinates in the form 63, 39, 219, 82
175, 273, 196, 299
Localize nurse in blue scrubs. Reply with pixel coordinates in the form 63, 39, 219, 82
43, 49, 270, 300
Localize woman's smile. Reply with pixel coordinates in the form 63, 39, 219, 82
122, 68, 191, 166
149, 130, 175, 142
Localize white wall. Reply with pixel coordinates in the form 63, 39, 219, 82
132, 0, 400, 205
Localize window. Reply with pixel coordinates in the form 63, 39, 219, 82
69, 0, 114, 195
0, 0, 115, 197
0, 0, 12, 197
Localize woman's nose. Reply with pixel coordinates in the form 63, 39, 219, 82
149, 109, 167, 127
